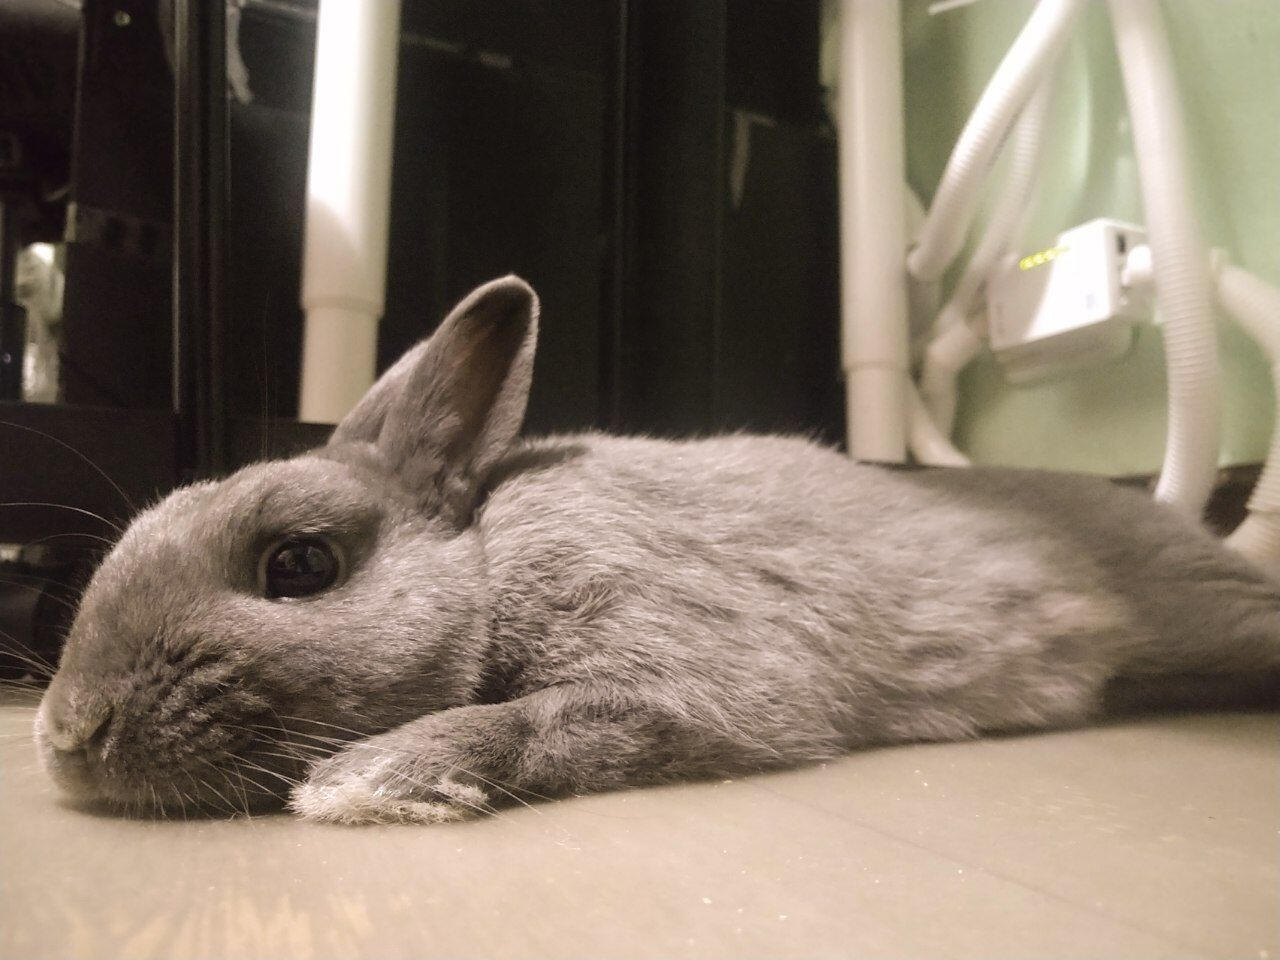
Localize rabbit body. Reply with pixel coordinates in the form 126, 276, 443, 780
35, 278, 1280, 824
472, 432, 1275, 759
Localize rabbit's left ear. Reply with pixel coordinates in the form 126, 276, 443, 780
331, 275, 538, 526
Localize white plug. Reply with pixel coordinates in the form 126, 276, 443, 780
986, 218, 1149, 383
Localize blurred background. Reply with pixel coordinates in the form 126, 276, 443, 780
0, 0, 1276, 676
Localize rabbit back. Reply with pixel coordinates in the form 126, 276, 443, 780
476, 433, 1280, 756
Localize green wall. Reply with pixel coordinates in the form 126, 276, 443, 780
827, 0, 1278, 474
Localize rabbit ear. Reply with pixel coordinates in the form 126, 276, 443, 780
331, 275, 539, 526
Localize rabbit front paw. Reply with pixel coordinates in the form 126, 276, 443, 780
290, 746, 491, 825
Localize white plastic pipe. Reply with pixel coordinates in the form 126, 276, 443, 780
1217, 264, 1280, 568
838, 0, 909, 462
907, 0, 1086, 283
1108, 0, 1220, 516
299, 0, 403, 424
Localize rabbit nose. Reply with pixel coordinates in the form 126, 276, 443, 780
41, 688, 113, 755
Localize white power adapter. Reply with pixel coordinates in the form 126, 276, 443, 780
986, 218, 1149, 383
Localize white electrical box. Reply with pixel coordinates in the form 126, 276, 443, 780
987, 218, 1148, 383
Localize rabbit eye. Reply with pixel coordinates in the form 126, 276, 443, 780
261, 537, 341, 599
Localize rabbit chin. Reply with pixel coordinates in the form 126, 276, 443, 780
33, 707, 114, 806
35, 726, 96, 803
33, 705, 290, 816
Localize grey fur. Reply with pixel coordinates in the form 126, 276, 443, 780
35, 276, 1280, 824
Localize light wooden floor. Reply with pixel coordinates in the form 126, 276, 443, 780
1, 691, 1276, 960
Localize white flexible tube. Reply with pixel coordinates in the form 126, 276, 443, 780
930, 78, 1054, 338
1224, 512, 1280, 569
299, 0, 403, 424
908, 381, 971, 467
907, 0, 1087, 283
1217, 264, 1280, 567
1218, 265, 1280, 361
1108, 0, 1220, 516
919, 320, 983, 435
917, 75, 1054, 436
838, 0, 909, 462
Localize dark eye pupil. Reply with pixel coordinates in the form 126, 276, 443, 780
265, 538, 338, 598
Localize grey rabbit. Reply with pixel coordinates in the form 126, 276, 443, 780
34, 276, 1280, 824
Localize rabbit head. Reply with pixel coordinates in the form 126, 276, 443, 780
35, 276, 538, 814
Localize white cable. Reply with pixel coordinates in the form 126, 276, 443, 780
907, 0, 1087, 283
1108, 0, 1220, 516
